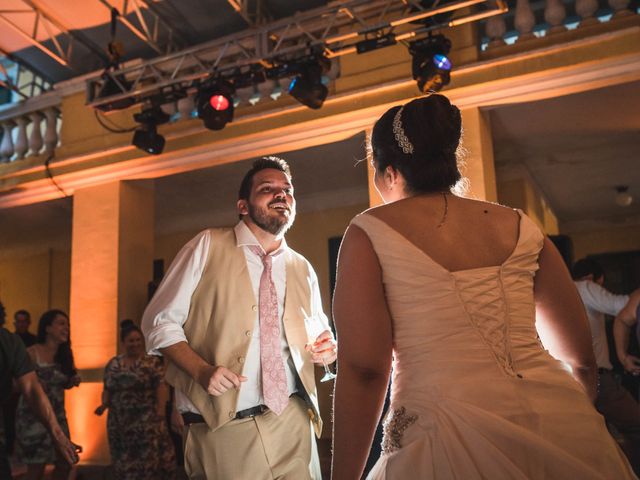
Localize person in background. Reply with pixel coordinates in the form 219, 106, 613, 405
572, 257, 640, 475
15, 310, 37, 347
95, 319, 176, 480
15, 309, 81, 480
614, 289, 640, 377
0, 320, 80, 479
5, 310, 38, 456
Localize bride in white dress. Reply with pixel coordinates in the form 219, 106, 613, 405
331, 94, 636, 479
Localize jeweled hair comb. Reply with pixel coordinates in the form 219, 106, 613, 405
392, 106, 414, 155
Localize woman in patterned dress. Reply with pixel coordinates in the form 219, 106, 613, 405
15, 309, 81, 480
95, 319, 176, 480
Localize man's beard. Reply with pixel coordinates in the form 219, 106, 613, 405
248, 201, 296, 235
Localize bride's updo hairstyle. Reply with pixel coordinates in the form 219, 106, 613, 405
371, 94, 462, 194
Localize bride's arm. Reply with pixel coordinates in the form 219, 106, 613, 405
332, 224, 393, 480
534, 237, 597, 402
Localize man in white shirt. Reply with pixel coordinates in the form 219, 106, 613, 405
142, 157, 336, 479
572, 258, 640, 474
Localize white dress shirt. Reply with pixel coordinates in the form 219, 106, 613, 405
574, 280, 629, 370
142, 221, 330, 414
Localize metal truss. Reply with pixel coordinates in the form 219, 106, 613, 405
97, 0, 187, 55
86, 0, 508, 110
0, 0, 109, 71
226, 0, 272, 27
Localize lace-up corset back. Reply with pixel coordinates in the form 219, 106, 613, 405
351, 210, 544, 392
355, 209, 638, 480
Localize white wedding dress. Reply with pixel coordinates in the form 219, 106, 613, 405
351, 211, 636, 480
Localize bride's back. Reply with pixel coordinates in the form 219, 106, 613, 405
368, 195, 521, 273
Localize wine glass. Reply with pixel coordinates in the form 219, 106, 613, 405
302, 309, 336, 382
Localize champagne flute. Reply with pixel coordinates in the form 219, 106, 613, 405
302, 309, 336, 382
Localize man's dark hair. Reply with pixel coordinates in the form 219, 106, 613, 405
0, 301, 5, 326
572, 258, 604, 282
14, 309, 30, 321
238, 156, 291, 202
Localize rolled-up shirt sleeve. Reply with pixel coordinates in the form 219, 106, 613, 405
142, 230, 211, 355
577, 281, 629, 316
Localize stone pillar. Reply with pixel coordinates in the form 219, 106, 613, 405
67, 180, 154, 464
460, 108, 498, 202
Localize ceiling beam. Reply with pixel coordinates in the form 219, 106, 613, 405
0, 0, 111, 70
97, 0, 186, 54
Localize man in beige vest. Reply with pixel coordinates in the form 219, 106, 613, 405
142, 156, 336, 479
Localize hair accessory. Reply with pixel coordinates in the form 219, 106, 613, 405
392, 107, 414, 155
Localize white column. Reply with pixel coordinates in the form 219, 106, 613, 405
14, 116, 30, 160
515, 0, 536, 41
608, 0, 631, 17
544, 0, 567, 34
0, 121, 15, 162
576, 0, 599, 26
485, 17, 507, 47
29, 111, 44, 156
43, 108, 59, 156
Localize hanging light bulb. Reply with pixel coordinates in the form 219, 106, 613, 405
614, 185, 633, 207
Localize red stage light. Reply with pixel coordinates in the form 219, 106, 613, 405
210, 94, 230, 111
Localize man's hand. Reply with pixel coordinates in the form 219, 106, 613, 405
51, 426, 81, 465
622, 354, 640, 376
306, 330, 337, 365
196, 365, 247, 396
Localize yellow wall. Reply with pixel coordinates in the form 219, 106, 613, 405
0, 248, 70, 333
570, 224, 640, 260
497, 178, 559, 235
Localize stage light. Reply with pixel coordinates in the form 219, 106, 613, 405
132, 124, 165, 155
409, 34, 453, 93
197, 81, 235, 130
131, 105, 170, 155
288, 56, 331, 110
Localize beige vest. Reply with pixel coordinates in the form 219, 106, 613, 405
165, 228, 323, 436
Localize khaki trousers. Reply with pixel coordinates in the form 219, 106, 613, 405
184, 396, 321, 480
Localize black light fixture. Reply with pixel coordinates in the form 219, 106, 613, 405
92, 71, 135, 112
288, 56, 331, 110
409, 34, 452, 93
196, 80, 235, 131
132, 104, 170, 155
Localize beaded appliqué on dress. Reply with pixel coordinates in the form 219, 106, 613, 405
393, 107, 414, 155
381, 406, 418, 454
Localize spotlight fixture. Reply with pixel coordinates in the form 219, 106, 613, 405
132, 104, 170, 155
196, 81, 235, 131
288, 56, 331, 110
409, 34, 452, 93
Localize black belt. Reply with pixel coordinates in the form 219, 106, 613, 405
598, 368, 612, 374
181, 405, 269, 425
235, 404, 268, 419
181, 393, 302, 425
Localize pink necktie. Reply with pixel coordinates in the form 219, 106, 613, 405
251, 247, 289, 415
